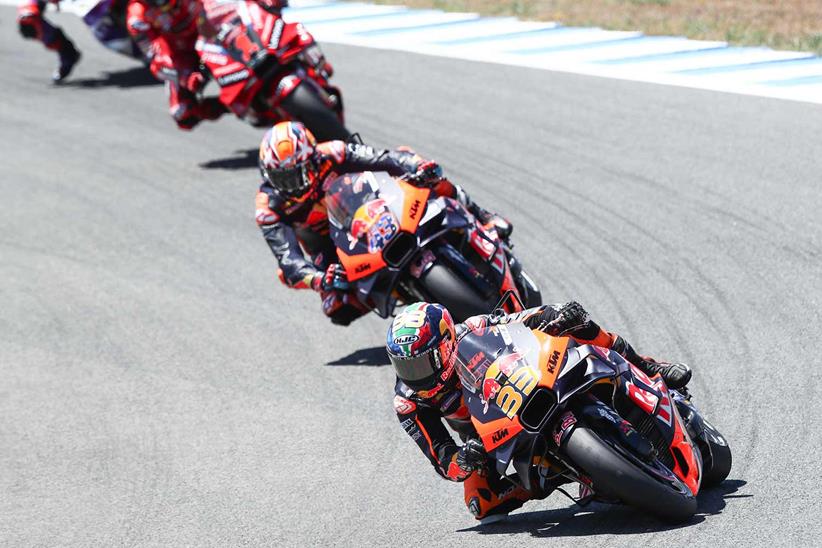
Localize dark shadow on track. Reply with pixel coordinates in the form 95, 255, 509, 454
456, 479, 748, 538
326, 346, 390, 366
199, 149, 259, 170
62, 66, 159, 89
696, 479, 750, 516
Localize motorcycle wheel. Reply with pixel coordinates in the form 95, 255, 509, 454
280, 82, 350, 141
564, 426, 697, 523
518, 269, 543, 308
418, 264, 497, 322
701, 421, 732, 487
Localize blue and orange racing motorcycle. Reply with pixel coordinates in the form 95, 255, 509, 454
455, 302, 732, 522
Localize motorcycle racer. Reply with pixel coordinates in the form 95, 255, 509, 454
386, 301, 692, 522
256, 121, 511, 326
126, 0, 226, 129
17, 0, 82, 82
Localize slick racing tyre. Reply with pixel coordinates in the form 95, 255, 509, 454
517, 268, 542, 308
418, 263, 497, 322
564, 426, 697, 523
700, 420, 732, 487
280, 82, 350, 141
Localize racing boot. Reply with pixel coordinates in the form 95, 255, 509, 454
469, 203, 513, 240
639, 357, 692, 390
611, 335, 692, 389
52, 31, 81, 83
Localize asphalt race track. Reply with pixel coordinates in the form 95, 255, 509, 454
3, 9, 822, 547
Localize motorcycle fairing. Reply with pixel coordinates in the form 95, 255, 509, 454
458, 325, 559, 474
328, 172, 428, 280
615, 364, 703, 495
198, 1, 329, 118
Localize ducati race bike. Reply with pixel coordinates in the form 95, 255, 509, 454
196, 0, 349, 140
324, 171, 542, 322
456, 309, 732, 521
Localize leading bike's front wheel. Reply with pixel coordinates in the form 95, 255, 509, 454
563, 426, 697, 522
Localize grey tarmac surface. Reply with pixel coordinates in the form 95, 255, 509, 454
2, 9, 822, 547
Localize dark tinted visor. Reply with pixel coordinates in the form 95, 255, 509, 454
266, 163, 311, 196
390, 349, 440, 390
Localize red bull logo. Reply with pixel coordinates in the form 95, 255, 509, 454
350, 217, 369, 239
482, 377, 501, 403
350, 199, 389, 240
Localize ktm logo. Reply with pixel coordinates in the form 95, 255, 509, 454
492, 428, 509, 443
408, 199, 421, 220
547, 350, 561, 373
355, 263, 371, 273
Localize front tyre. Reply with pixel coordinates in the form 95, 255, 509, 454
564, 426, 697, 523
280, 81, 350, 141
417, 263, 497, 322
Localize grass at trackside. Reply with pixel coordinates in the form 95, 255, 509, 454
362, 0, 822, 55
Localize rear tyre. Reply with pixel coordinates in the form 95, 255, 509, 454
701, 421, 732, 487
418, 264, 496, 322
564, 426, 697, 523
280, 82, 350, 141
518, 269, 543, 308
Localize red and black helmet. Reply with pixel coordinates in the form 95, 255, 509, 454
259, 121, 319, 200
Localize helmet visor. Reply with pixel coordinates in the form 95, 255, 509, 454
390, 348, 440, 390
266, 163, 312, 197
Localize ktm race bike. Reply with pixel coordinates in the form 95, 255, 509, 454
324, 171, 542, 322
455, 307, 732, 522
195, 0, 349, 140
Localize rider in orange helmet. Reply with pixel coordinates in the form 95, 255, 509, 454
255, 121, 511, 325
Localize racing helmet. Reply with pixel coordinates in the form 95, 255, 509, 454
387, 302, 457, 395
259, 121, 318, 200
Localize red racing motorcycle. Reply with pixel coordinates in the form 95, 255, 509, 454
196, 0, 349, 140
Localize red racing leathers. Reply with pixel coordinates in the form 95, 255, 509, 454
393, 303, 684, 520
17, 0, 81, 81
256, 141, 469, 325
126, 0, 223, 128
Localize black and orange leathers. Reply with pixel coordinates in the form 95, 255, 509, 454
256, 141, 467, 323
393, 303, 653, 519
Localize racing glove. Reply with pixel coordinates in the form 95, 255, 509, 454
456, 438, 487, 473
311, 263, 350, 292
406, 160, 445, 188
536, 301, 591, 336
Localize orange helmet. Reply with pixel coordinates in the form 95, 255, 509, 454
259, 121, 318, 199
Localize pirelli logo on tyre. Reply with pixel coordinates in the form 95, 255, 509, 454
217, 69, 250, 87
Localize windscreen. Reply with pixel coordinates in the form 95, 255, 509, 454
325, 171, 407, 255
456, 323, 543, 393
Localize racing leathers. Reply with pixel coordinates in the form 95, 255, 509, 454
126, 0, 225, 129
255, 141, 491, 325
393, 301, 692, 520
17, 0, 81, 82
